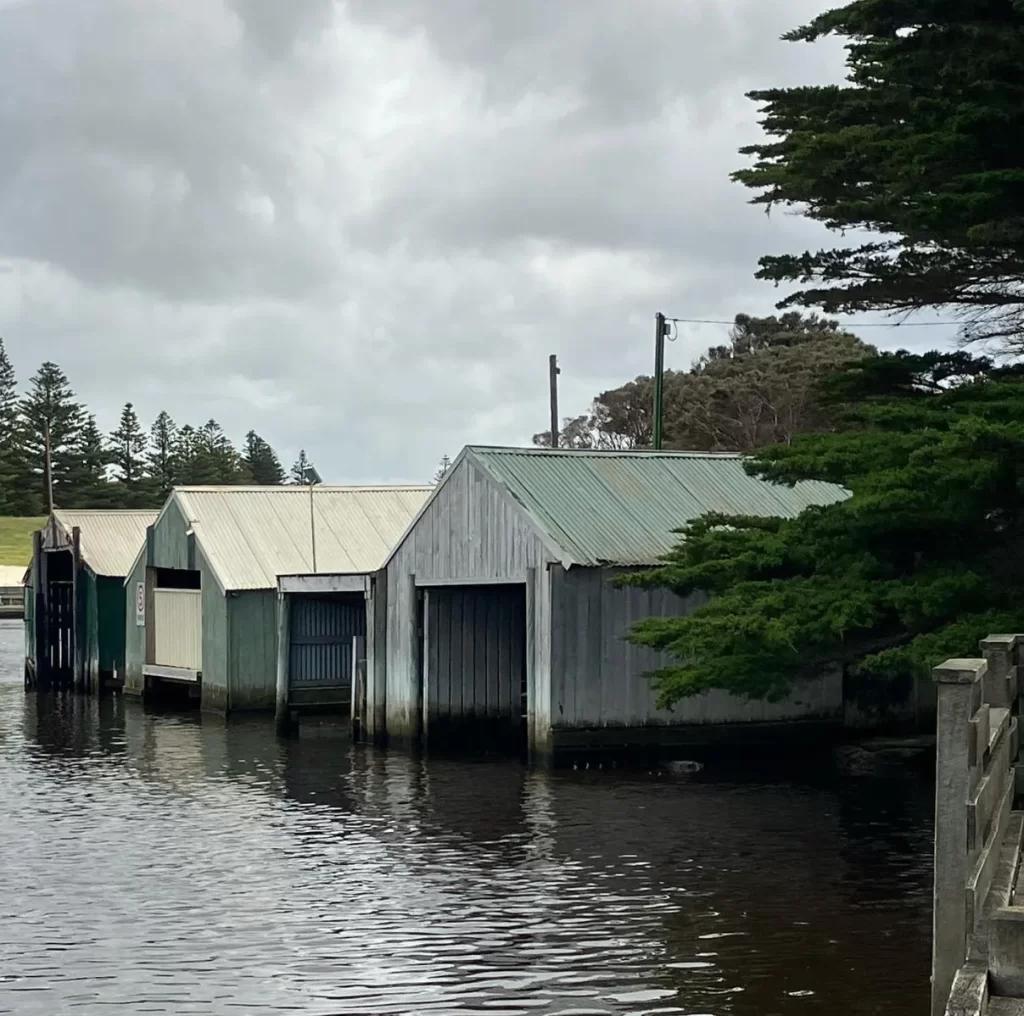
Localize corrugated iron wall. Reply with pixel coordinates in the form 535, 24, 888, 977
226, 590, 277, 711
289, 596, 366, 690
549, 565, 842, 729
385, 455, 554, 742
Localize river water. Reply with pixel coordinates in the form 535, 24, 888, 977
0, 620, 934, 1015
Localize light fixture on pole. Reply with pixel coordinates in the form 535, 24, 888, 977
301, 464, 322, 573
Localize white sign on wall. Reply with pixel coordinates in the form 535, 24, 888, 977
135, 581, 145, 627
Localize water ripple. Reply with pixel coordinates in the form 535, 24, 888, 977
0, 621, 933, 1015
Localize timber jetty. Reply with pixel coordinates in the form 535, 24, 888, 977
932, 635, 1024, 1016
0, 566, 25, 620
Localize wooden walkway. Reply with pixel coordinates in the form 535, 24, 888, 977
934, 636, 1024, 1016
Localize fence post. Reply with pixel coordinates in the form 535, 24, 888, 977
274, 589, 292, 737
932, 657, 986, 1016
351, 635, 367, 741
980, 635, 1018, 710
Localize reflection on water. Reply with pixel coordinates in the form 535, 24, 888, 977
0, 620, 933, 1015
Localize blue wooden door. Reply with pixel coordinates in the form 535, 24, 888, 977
289, 596, 365, 695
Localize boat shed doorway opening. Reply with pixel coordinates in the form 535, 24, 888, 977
40, 548, 75, 689
420, 583, 527, 756
288, 592, 366, 710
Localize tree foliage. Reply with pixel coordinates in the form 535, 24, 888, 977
0, 348, 289, 513
0, 339, 27, 516
19, 361, 86, 512
733, 1, 1024, 346
67, 415, 114, 509
147, 411, 179, 501
433, 454, 453, 483
243, 430, 285, 485
624, 351, 1024, 706
109, 402, 149, 505
535, 313, 874, 451
290, 449, 319, 485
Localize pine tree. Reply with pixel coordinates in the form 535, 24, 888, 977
174, 425, 200, 485
0, 338, 30, 515
290, 449, 319, 485
733, 2, 1024, 348
109, 402, 149, 506
63, 414, 112, 508
147, 411, 178, 501
243, 430, 285, 485
19, 361, 86, 511
625, 351, 1024, 705
433, 454, 452, 484
194, 419, 242, 484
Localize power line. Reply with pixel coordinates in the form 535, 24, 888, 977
664, 316, 961, 328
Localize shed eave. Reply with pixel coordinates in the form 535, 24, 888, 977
277, 572, 369, 595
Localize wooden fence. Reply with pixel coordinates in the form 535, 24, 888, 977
932, 635, 1023, 1016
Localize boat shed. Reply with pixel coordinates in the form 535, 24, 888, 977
374, 446, 849, 761
123, 485, 431, 714
24, 510, 158, 692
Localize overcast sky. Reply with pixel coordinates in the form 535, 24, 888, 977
0, 0, 956, 482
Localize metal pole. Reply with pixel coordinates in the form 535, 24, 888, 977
43, 419, 54, 513
549, 354, 560, 448
653, 313, 666, 449
308, 480, 317, 573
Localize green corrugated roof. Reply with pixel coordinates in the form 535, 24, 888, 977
466, 446, 848, 567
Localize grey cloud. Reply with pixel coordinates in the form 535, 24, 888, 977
0, 0, 883, 485
229, 0, 337, 61
347, 0, 840, 120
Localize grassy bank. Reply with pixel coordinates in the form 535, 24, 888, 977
0, 517, 44, 566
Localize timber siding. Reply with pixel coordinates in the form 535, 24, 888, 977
126, 485, 428, 715
380, 447, 848, 759
123, 502, 229, 712
27, 510, 156, 693
550, 567, 841, 730
384, 454, 555, 744
228, 591, 277, 711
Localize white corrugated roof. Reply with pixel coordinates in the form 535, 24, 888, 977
53, 510, 158, 577
172, 485, 432, 591
0, 565, 26, 587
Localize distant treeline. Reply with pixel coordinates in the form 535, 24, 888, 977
0, 338, 318, 516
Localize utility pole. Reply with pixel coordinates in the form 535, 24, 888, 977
653, 312, 668, 450
301, 462, 322, 572
43, 420, 55, 513
308, 479, 317, 573
549, 354, 560, 448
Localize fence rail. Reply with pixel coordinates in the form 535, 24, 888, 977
933, 635, 1024, 1016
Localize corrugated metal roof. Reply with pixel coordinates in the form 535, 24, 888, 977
53, 510, 159, 577
173, 485, 432, 591
0, 565, 26, 587
466, 446, 848, 567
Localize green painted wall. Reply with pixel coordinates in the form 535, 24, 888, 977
227, 590, 277, 711
198, 543, 229, 714
118, 494, 280, 714
153, 498, 190, 569
97, 576, 126, 675
122, 498, 230, 712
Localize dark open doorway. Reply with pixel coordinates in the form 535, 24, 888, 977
39, 549, 75, 690
421, 583, 527, 757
